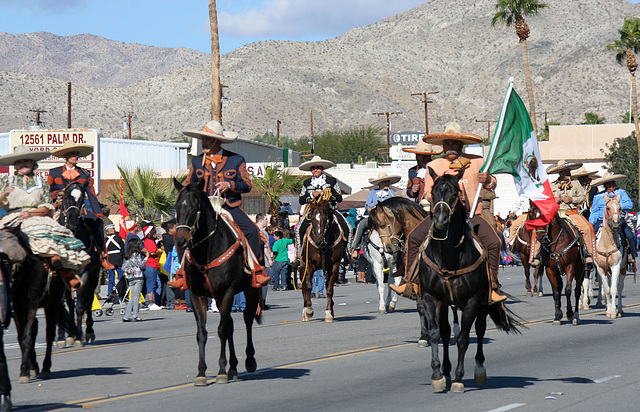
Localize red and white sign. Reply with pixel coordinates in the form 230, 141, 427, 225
7, 129, 101, 193
246, 162, 284, 178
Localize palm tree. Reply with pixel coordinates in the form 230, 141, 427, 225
608, 16, 640, 206
251, 165, 304, 221
210, 0, 221, 122
492, 0, 548, 136
582, 112, 606, 124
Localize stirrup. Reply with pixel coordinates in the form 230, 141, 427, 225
489, 290, 507, 304
531, 258, 540, 268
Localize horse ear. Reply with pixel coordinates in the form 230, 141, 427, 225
173, 177, 183, 191
428, 167, 437, 181
456, 168, 465, 181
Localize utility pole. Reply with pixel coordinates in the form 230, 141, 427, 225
475, 119, 497, 144
372, 111, 402, 162
125, 113, 133, 139
30, 108, 47, 127
410, 91, 439, 134
310, 110, 315, 154
67, 82, 72, 128
276, 119, 281, 147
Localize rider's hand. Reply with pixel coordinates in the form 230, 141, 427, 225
312, 190, 321, 198
2, 186, 15, 197
216, 181, 231, 194
477, 172, 491, 185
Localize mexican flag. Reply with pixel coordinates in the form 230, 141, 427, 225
118, 179, 131, 239
481, 82, 558, 230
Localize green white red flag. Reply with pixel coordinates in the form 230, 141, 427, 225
480, 82, 558, 229
118, 179, 131, 239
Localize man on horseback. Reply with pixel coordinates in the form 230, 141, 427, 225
542, 160, 595, 270
295, 156, 351, 258
589, 173, 637, 271
573, 166, 599, 220
391, 123, 506, 304
172, 120, 270, 289
48, 140, 105, 257
403, 141, 443, 205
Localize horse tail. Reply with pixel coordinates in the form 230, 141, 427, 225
488, 296, 526, 335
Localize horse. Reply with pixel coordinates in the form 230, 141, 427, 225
9, 228, 80, 383
510, 216, 544, 297
417, 168, 522, 393
299, 199, 347, 322
57, 181, 102, 345
361, 227, 400, 314
528, 205, 586, 325
174, 179, 262, 386
368, 196, 460, 347
594, 195, 627, 318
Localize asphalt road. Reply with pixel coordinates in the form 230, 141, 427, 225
4, 266, 640, 411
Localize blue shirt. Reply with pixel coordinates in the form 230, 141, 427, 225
365, 188, 395, 210
589, 188, 634, 225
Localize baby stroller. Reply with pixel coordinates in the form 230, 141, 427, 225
96, 274, 130, 317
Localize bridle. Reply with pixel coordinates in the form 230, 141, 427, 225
375, 206, 405, 251
175, 190, 215, 248
61, 182, 86, 229
430, 195, 462, 243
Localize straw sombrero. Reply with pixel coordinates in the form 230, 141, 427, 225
0, 145, 51, 165
298, 156, 335, 171
422, 122, 483, 145
369, 172, 401, 186
50, 140, 94, 158
182, 120, 239, 143
546, 160, 583, 174
591, 172, 627, 187
401, 140, 443, 155
572, 166, 599, 179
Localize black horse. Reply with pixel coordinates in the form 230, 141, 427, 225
419, 168, 522, 393
56, 181, 102, 345
174, 179, 262, 386
10, 228, 80, 383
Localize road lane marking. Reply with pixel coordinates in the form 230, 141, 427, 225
592, 375, 621, 384
486, 404, 526, 412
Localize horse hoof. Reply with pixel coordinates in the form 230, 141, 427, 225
387, 302, 396, 312
65, 337, 75, 346
451, 382, 465, 393
618, 310, 624, 317
595, 303, 604, 309
18, 376, 30, 384
378, 309, 386, 315
56, 340, 66, 349
85, 333, 95, 344
526, 291, 533, 297
246, 358, 257, 373
30, 369, 37, 378
194, 376, 208, 386
552, 320, 561, 326
538, 292, 543, 297
215, 374, 228, 384
417, 339, 429, 348
431, 377, 446, 393
572, 318, 580, 325
73, 340, 84, 348
228, 370, 238, 381
474, 366, 487, 386
38, 371, 50, 380
302, 306, 314, 321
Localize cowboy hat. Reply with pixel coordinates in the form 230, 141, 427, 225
571, 166, 598, 179
422, 122, 483, 145
369, 172, 401, 186
298, 155, 335, 171
0, 145, 51, 165
591, 172, 627, 187
401, 140, 443, 155
546, 160, 583, 174
182, 120, 238, 143
50, 140, 94, 158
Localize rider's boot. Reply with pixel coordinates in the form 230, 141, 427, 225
628, 254, 637, 272
489, 270, 507, 304
584, 254, 594, 271
252, 266, 271, 288
531, 254, 541, 268
58, 268, 83, 290
390, 280, 419, 300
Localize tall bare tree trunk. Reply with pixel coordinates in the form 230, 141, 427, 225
521, 39, 538, 136
631, 71, 640, 206
209, 0, 221, 122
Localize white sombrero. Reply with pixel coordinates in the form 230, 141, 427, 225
298, 156, 335, 171
369, 172, 401, 186
50, 140, 94, 158
422, 122, 483, 145
182, 120, 239, 143
591, 172, 627, 187
546, 160, 583, 174
0, 145, 51, 165
572, 166, 599, 179
401, 140, 443, 155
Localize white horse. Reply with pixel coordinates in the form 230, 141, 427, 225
594, 195, 626, 318
362, 229, 401, 314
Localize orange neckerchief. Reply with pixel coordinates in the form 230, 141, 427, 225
62, 168, 80, 181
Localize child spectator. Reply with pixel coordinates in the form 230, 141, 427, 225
105, 224, 124, 297
271, 230, 293, 291
122, 237, 148, 322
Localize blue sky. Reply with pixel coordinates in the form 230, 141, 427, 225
0, 0, 432, 55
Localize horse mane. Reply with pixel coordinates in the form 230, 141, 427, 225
373, 197, 427, 225
308, 199, 330, 210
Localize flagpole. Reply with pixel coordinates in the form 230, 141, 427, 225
468, 78, 514, 218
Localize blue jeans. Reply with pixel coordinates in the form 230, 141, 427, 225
312, 270, 324, 295
143, 266, 159, 304
271, 261, 289, 290
232, 292, 246, 311
107, 266, 123, 296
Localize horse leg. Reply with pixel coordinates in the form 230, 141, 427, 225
598, 269, 613, 317
373, 261, 386, 314
387, 275, 400, 313
474, 309, 487, 387
424, 298, 445, 392
243, 288, 258, 373
523, 261, 533, 297
440, 307, 452, 385
573, 270, 584, 325
580, 270, 591, 311
546, 267, 563, 325
301, 262, 314, 321
56, 290, 72, 348
416, 300, 429, 347
565, 274, 575, 323
451, 309, 460, 345
536, 265, 544, 296
609, 266, 620, 318
324, 261, 339, 322
191, 294, 209, 386
452, 305, 475, 394
40, 304, 59, 379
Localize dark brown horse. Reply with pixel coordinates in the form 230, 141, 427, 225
299, 199, 347, 322
529, 205, 585, 325
510, 215, 544, 297
174, 179, 262, 386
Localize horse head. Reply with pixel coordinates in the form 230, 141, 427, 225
307, 199, 332, 249
369, 203, 403, 254
173, 178, 208, 249
61, 181, 88, 232
429, 167, 465, 234
604, 194, 622, 230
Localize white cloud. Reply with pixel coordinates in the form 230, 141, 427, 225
218, 0, 426, 38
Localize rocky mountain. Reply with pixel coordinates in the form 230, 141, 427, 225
1, 0, 639, 142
